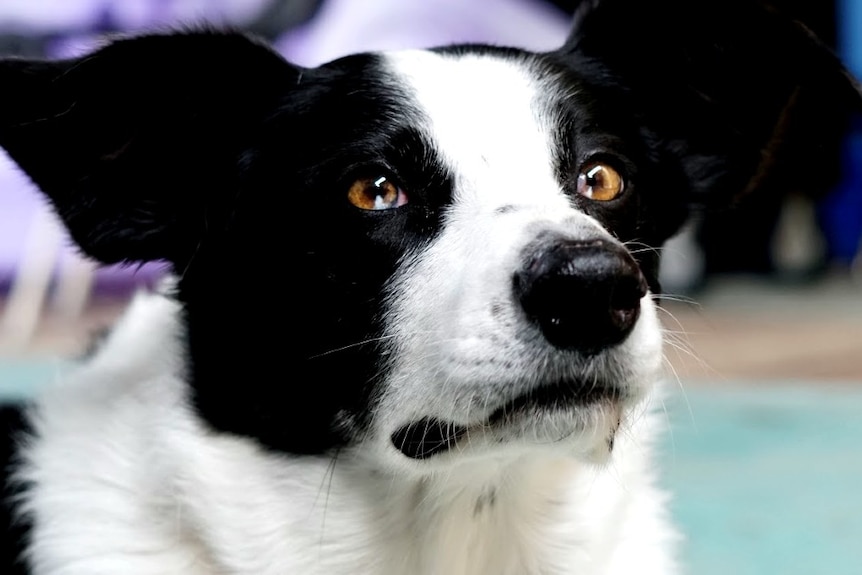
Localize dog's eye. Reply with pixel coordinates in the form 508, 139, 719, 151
347, 176, 408, 210
576, 163, 624, 201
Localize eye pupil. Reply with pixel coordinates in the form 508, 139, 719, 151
586, 165, 603, 185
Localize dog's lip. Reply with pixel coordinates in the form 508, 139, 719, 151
391, 379, 620, 460
486, 379, 620, 425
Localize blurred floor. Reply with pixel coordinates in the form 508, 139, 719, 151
661, 270, 862, 383
660, 383, 862, 575
0, 294, 127, 360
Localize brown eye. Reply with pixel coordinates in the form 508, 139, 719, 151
347, 176, 408, 210
576, 163, 624, 201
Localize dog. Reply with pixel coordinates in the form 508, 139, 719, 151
0, 1, 859, 573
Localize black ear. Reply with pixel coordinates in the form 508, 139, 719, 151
0, 31, 299, 266
558, 0, 862, 209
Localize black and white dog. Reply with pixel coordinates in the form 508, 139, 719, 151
0, 1, 858, 573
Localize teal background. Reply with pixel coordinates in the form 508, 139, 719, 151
661, 383, 862, 574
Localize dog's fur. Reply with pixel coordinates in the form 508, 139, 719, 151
0, 1, 859, 573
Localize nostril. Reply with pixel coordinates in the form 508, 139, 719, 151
608, 272, 647, 331
610, 271, 648, 312
514, 239, 647, 353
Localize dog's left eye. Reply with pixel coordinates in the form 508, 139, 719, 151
576, 163, 624, 201
347, 176, 408, 210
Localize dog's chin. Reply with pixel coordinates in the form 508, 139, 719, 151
389, 381, 630, 465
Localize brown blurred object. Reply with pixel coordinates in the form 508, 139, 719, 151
661, 271, 862, 382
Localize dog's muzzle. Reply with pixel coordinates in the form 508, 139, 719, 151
390, 237, 648, 460
513, 238, 647, 354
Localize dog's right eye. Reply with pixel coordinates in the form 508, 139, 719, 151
347, 176, 408, 210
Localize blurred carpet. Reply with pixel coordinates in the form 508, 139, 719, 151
1, 364, 860, 573
661, 382, 862, 575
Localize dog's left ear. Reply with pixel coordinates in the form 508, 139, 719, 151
558, 0, 862, 213
0, 31, 300, 267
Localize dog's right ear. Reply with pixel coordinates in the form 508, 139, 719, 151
558, 0, 862, 214
0, 31, 300, 267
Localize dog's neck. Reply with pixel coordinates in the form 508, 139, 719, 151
172, 437, 620, 575
160, 414, 665, 575
353, 456, 593, 574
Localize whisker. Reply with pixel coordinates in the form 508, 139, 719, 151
312, 449, 341, 561
622, 240, 665, 255
652, 292, 702, 307
661, 355, 697, 431
307, 335, 398, 359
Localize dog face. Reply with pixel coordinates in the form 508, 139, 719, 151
0, 1, 858, 467
197, 44, 678, 468
366, 49, 666, 469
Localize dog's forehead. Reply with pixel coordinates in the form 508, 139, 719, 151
381, 49, 564, 207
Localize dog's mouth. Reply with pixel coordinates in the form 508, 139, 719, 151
391, 419, 468, 460
390, 380, 621, 459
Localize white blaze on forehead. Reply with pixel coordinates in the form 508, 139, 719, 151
384, 50, 565, 211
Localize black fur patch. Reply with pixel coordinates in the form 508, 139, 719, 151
0, 404, 32, 574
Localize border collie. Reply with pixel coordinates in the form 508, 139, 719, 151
0, 1, 858, 573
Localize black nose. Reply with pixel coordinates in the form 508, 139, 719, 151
513, 239, 648, 353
